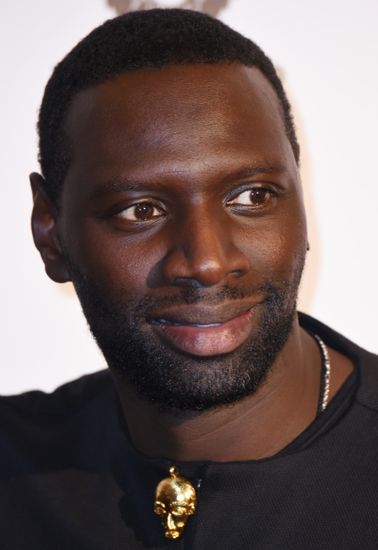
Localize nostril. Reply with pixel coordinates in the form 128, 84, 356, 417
162, 230, 250, 288
173, 277, 205, 289
230, 269, 243, 278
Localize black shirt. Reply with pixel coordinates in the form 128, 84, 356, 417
0, 313, 377, 549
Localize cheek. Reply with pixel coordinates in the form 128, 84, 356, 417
66, 223, 166, 297
237, 208, 307, 281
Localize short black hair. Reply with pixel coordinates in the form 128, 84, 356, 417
38, 8, 300, 204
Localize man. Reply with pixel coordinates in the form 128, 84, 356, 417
0, 8, 376, 549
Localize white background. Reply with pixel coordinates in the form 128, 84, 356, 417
1, 0, 377, 395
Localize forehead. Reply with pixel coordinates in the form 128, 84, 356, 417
63, 63, 296, 189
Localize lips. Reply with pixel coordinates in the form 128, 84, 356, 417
149, 302, 260, 357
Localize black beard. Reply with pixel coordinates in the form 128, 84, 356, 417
69, 260, 304, 413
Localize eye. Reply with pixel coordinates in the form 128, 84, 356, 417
227, 187, 276, 210
171, 506, 187, 516
154, 502, 166, 514
118, 200, 165, 222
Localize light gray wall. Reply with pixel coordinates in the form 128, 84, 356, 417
1, 0, 376, 394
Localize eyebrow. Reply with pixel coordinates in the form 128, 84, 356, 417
109, 180, 150, 192
91, 179, 159, 198
92, 163, 286, 196
227, 164, 285, 181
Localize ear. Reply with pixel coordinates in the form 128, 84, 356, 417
30, 172, 71, 283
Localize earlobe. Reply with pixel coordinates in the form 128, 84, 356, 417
30, 172, 71, 283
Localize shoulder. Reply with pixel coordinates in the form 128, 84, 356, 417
0, 370, 119, 477
299, 312, 378, 412
0, 369, 114, 418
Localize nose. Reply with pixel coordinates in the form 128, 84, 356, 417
162, 205, 250, 287
167, 513, 176, 531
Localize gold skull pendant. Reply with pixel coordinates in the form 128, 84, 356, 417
154, 466, 197, 539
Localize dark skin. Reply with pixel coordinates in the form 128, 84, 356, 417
31, 63, 353, 461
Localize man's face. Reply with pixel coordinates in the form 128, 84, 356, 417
58, 63, 307, 411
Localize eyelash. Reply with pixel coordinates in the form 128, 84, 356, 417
226, 186, 278, 210
114, 185, 277, 225
117, 200, 166, 222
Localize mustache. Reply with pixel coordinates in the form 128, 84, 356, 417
70, 257, 281, 322
133, 282, 279, 316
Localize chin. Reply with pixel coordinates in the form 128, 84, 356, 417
104, 302, 296, 412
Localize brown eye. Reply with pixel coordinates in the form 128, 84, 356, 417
249, 188, 270, 206
119, 201, 164, 222
227, 187, 274, 209
134, 202, 154, 220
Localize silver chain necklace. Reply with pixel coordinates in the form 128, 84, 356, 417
313, 334, 331, 413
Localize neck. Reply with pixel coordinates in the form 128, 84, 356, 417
113, 319, 322, 462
